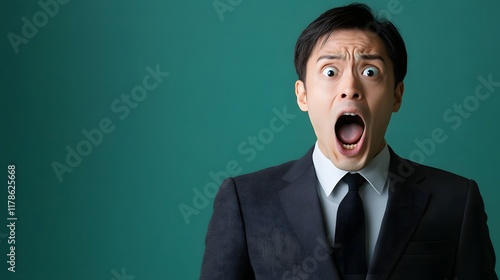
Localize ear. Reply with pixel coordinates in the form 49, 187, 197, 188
392, 81, 404, 112
295, 80, 308, 112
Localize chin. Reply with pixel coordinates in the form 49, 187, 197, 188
332, 150, 369, 171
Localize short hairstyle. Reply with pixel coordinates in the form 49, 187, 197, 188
294, 3, 407, 87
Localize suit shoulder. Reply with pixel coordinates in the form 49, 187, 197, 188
403, 158, 475, 196
415, 162, 470, 183
233, 159, 297, 187
223, 148, 314, 201
391, 147, 472, 185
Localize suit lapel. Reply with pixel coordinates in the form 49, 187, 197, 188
367, 147, 431, 279
279, 147, 340, 278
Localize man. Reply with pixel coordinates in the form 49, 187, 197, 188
200, 3, 497, 279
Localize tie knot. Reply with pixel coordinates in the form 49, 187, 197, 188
343, 173, 365, 192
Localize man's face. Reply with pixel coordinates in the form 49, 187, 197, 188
295, 29, 404, 171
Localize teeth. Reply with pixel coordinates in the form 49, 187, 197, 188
342, 143, 357, 150
343, 113, 357, 116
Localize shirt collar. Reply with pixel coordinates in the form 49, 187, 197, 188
312, 142, 390, 196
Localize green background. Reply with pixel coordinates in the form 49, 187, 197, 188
1, 0, 499, 279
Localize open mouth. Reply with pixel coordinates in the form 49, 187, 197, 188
335, 113, 365, 151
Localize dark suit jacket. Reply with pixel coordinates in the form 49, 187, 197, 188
200, 147, 497, 279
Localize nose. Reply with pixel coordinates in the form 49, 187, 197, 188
339, 72, 363, 100
340, 92, 361, 99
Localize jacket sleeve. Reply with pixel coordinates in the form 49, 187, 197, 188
454, 180, 498, 279
200, 178, 254, 280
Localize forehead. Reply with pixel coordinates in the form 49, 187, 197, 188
311, 29, 389, 58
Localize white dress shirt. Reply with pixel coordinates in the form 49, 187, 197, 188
312, 142, 390, 264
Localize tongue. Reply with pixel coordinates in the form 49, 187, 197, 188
338, 123, 363, 144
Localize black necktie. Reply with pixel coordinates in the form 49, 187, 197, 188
335, 173, 367, 278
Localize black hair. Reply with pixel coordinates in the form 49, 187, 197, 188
294, 3, 407, 87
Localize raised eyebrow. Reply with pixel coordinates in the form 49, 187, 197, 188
316, 54, 385, 64
358, 54, 385, 64
316, 55, 343, 62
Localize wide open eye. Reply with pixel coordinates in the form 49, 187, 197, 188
322, 67, 339, 77
362, 66, 380, 77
